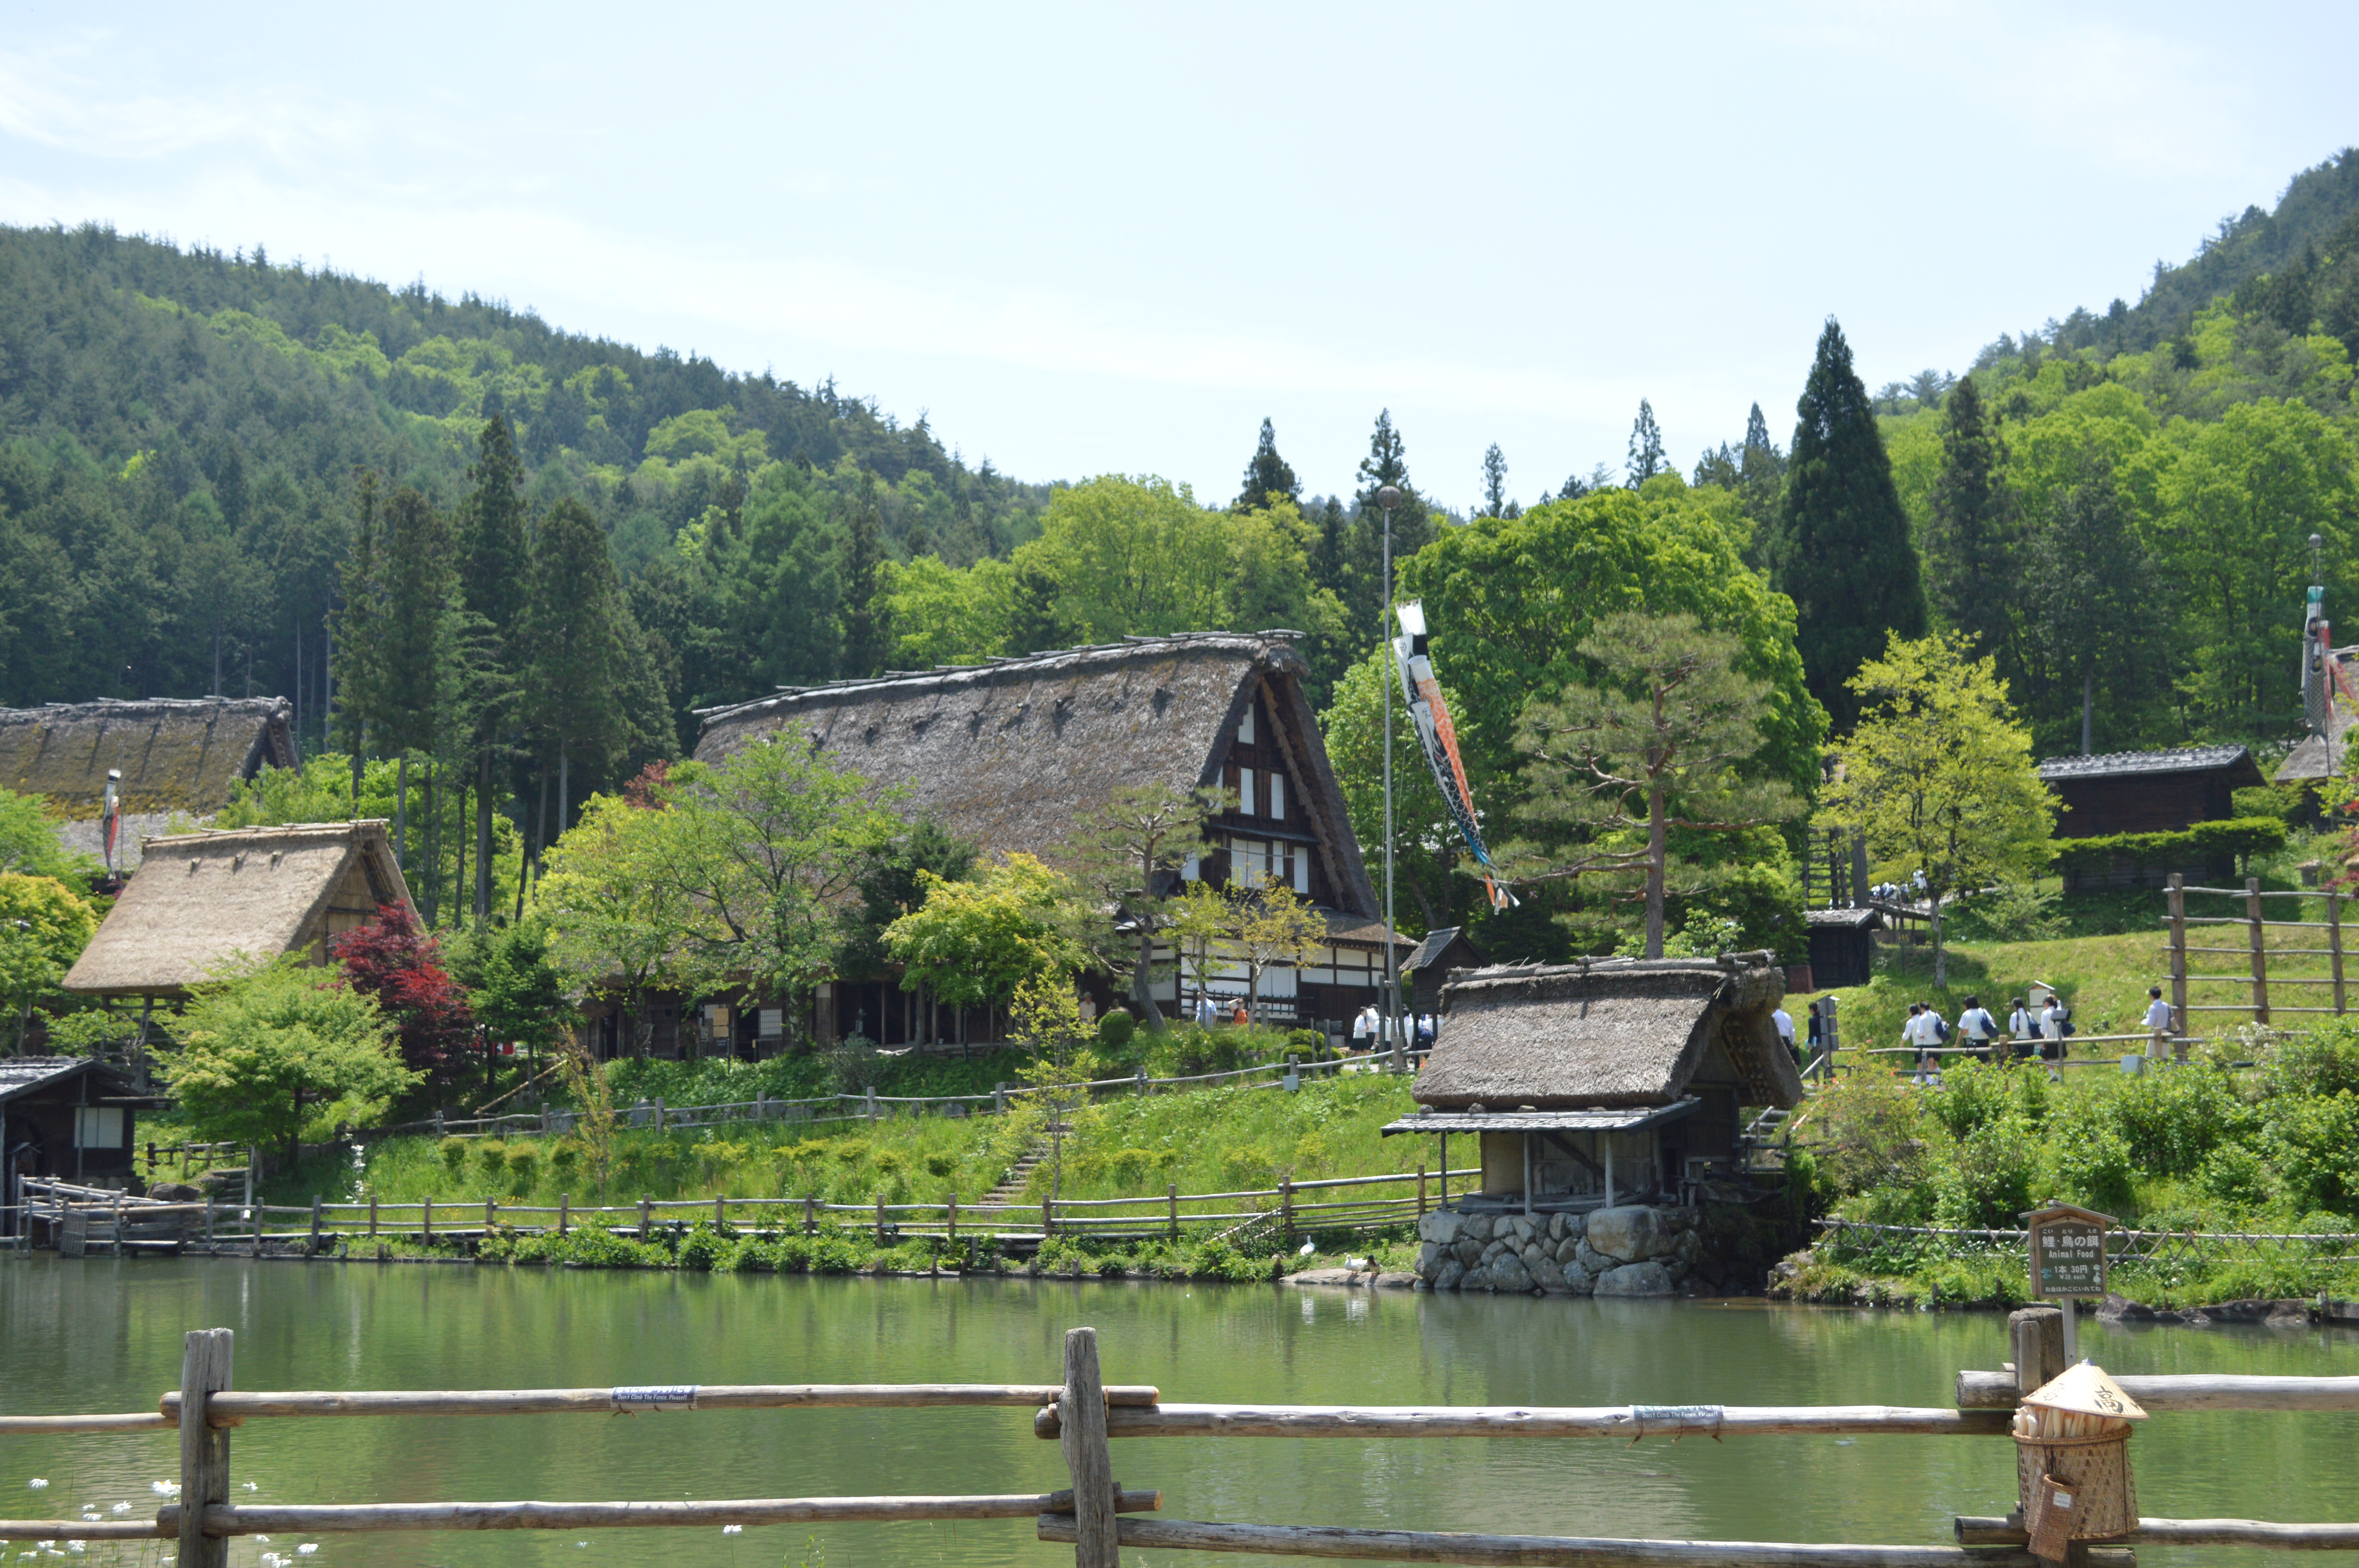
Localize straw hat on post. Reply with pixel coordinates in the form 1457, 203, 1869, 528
2013, 1363, 2145, 1559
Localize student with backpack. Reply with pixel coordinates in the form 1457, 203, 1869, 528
1957, 995, 2000, 1062
2006, 997, 2039, 1060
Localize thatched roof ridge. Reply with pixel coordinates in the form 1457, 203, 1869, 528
0, 697, 295, 816
1414, 955, 1801, 1111
63, 821, 413, 998
694, 632, 1381, 916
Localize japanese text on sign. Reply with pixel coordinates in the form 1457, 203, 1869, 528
2031, 1221, 2106, 1298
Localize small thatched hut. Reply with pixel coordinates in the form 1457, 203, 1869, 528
692, 632, 1400, 1045
0, 697, 296, 871
2, 1057, 140, 1225
62, 821, 413, 1002
1385, 955, 1802, 1210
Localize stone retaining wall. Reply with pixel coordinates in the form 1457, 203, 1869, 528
1415, 1204, 1705, 1297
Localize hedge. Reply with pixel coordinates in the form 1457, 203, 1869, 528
2051, 817, 2287, 876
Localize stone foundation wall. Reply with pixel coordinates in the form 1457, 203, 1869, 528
1415, 1204, 1705, 1297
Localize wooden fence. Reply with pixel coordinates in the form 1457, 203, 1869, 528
2163, 872, 2355, 1025
18, 1165, 1481, 1258
5, 1315, 2356, 1563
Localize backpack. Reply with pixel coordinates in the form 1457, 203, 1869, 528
2054, 1005, 2075, 1038
1934, 1014, 1950, 1042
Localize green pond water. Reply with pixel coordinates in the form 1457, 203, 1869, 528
2, 1256, 2355, 1568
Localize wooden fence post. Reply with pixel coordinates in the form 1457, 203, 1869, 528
639, 1196, 652, 1241
557, 1193, 569, 1237
1280, 1179, 1294, 1244
203, 1194, 214, 1249
876, 1194, 887, 1245
804, 1194, 817, 1234
368, 1194, 378, 1238
1167, 1183, 1178, 1242
715, 1194, 726, 1230
486, 1196, 496, 1234
1043, 1196, 1054, 1238
947, 1194, 958, 1244
2167, 873, 2188, 1034
309, 1195, 322, 1255
2332, 887, 2347, 1017
2009, 1306, 2065, 1397
178, 1327, 234, 1568
1418, 1164, 1427, 1218
1058, 1327, 1119, 1568
2248, 877, 2271, 1023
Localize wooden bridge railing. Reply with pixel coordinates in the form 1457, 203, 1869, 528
5, 1315, 2356, 1563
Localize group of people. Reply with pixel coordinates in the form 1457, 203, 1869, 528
1768, 985, 2179, 1086
1349, 1005, 1435, 1051
1866, 871, 1929, 906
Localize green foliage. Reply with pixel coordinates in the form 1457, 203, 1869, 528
1946, 884, 2065, 943
883, 852, 1090, 1009
0, 872, 98, 1044
166, 957, 418, 1164
1096, 1010, 1136, 1051
0, 789, 93, 880
2051, 818, 2286, 875
441, 1136, 470, 1171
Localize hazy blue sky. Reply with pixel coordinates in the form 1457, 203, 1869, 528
3, 4, 2354, 512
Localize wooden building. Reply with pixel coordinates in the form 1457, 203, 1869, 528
1804, 907, 1880, 990
2038, 746, 2265, 891
62, 821, 414, 1003
690, 632, 1403, 1052
0, 697, 295, 872
1401, 926, 1485, 1017
1383, 956, 1802, 1209
2, 1057, 139, 1229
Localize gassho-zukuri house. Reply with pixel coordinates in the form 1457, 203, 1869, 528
1382, 954, 1802, 1297
660, 630, 1407, 1057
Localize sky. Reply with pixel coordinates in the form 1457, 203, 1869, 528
2, 3, 2354, 514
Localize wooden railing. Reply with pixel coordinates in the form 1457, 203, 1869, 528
7, 1316, 2355, 1563
2165, 872, 2355, 1024
18, 1166, 1481, 1256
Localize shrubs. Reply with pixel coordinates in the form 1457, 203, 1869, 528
1095, 1011, 1136, 1052
440, 1136, 470, 1172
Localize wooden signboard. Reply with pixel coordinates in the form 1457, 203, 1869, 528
2022, 1202, 2115, 1299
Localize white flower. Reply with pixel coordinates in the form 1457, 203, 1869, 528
152, 1481, 180, 1495
110, 1504, 131, 1515
27, 1479, 48, 1489
243, 1483, 259, 1492
297, 1545, 319, 1556
722, 1524, 743, 1535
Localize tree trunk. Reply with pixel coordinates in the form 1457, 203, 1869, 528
1131, 923, 1164, 1031
1932, 895, 1948, 988
2081, 666, 2094, 756
558, 739, 571, 846
394, 754, 409, 873
1644, 783, 1669, 959
475, 747, 494, 924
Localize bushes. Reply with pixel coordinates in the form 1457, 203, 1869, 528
2051, 816, 2286, 877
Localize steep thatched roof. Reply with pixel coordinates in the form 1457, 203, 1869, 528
1414, 955, 1802, 1111
63, 821, 413, 998
0, 698, 294, 816
694, 632, 1381, 916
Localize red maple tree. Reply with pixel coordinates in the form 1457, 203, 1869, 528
332, 904, 477, 1092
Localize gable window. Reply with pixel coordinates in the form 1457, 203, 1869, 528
1292, 845, 1310, 893
1238, 767, 1256, 815
1238, 701, 1256, 744
1268, 772, 1285, 820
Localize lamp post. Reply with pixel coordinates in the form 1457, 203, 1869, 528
1378, 484, 1405, 1072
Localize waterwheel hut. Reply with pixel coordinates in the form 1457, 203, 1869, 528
1386, 954, 1802, 1296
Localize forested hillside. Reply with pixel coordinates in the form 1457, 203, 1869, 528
0, 222, 1050, 750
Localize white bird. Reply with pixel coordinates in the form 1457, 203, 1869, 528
1297, 1240, 1315, 1256
27, 1479, 47, 1489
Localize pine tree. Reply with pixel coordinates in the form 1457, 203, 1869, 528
332, 474, 385, 812
522, 499, 628, 849
1923, 376, 2017, 666
459, 416, 528, 923
1626, 400, 1667, 486
839, 470, 891, 678
1743, 403, 1773, 455
1480, 444, 1508, 517
1775, 319, 1928, 731
1236, 417, 1300, 511
1347, 410, 1431, 632
376, 488, 460, 875
2023, 465, 2164, 755
1311, 496, 1348, 601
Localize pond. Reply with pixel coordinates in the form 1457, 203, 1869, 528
3, 1257, 2355, 1568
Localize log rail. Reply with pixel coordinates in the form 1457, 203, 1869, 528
5, 1321, 2357, 1562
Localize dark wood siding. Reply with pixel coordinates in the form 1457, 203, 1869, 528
2049, 769, 2239, 838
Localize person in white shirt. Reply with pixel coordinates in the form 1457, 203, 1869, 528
2039, 995, 2067, 1059
1901, 1003, 1937, 1083
1350, 1005, 1373, 1051
2007, 997, 2038, 1061
1771, 1005, 1795, 1053
1956, 995, 1999, 1062
2143, 986, 2176, 1058
1194, 993, 1218, 1029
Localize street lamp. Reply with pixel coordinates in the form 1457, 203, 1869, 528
1377, 484, 1405, 1072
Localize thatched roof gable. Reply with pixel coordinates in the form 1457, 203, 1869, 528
0, 697, 294, 816
694, 633, 1381, 916
1414, 955, 1802, 1111
63, 821, 413, 998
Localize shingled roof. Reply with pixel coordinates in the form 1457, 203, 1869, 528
694, 632, 1382, 917
2036, 745, 2262, 786
63, 821, 412, 998
1413, 956, 1803, 1112
0, 697, 294, 816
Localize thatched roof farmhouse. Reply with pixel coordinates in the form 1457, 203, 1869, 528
0, 697, 295, 871
1386, 956, 1801, 1209
692, 632, 1402, 1046
63, 821, 413, 1001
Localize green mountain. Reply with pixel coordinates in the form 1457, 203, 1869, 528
0, 223, 1048, 745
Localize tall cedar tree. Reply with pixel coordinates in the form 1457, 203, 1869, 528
1236, 418, 1301, 511
2025, 465, 2163, 755
331, 902, 476, 1095
1347, 410, 1432, 633
1775, 319, 1928, 731
839, 470, 890, 678
1922, 376, 2017, 664
459, 416, 529, 921
332, 475, 384, 808
522, 498, 628, 843
375, 488, 460, 870
1626, 401, 1667, 485
1481, 444, 1508, 516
